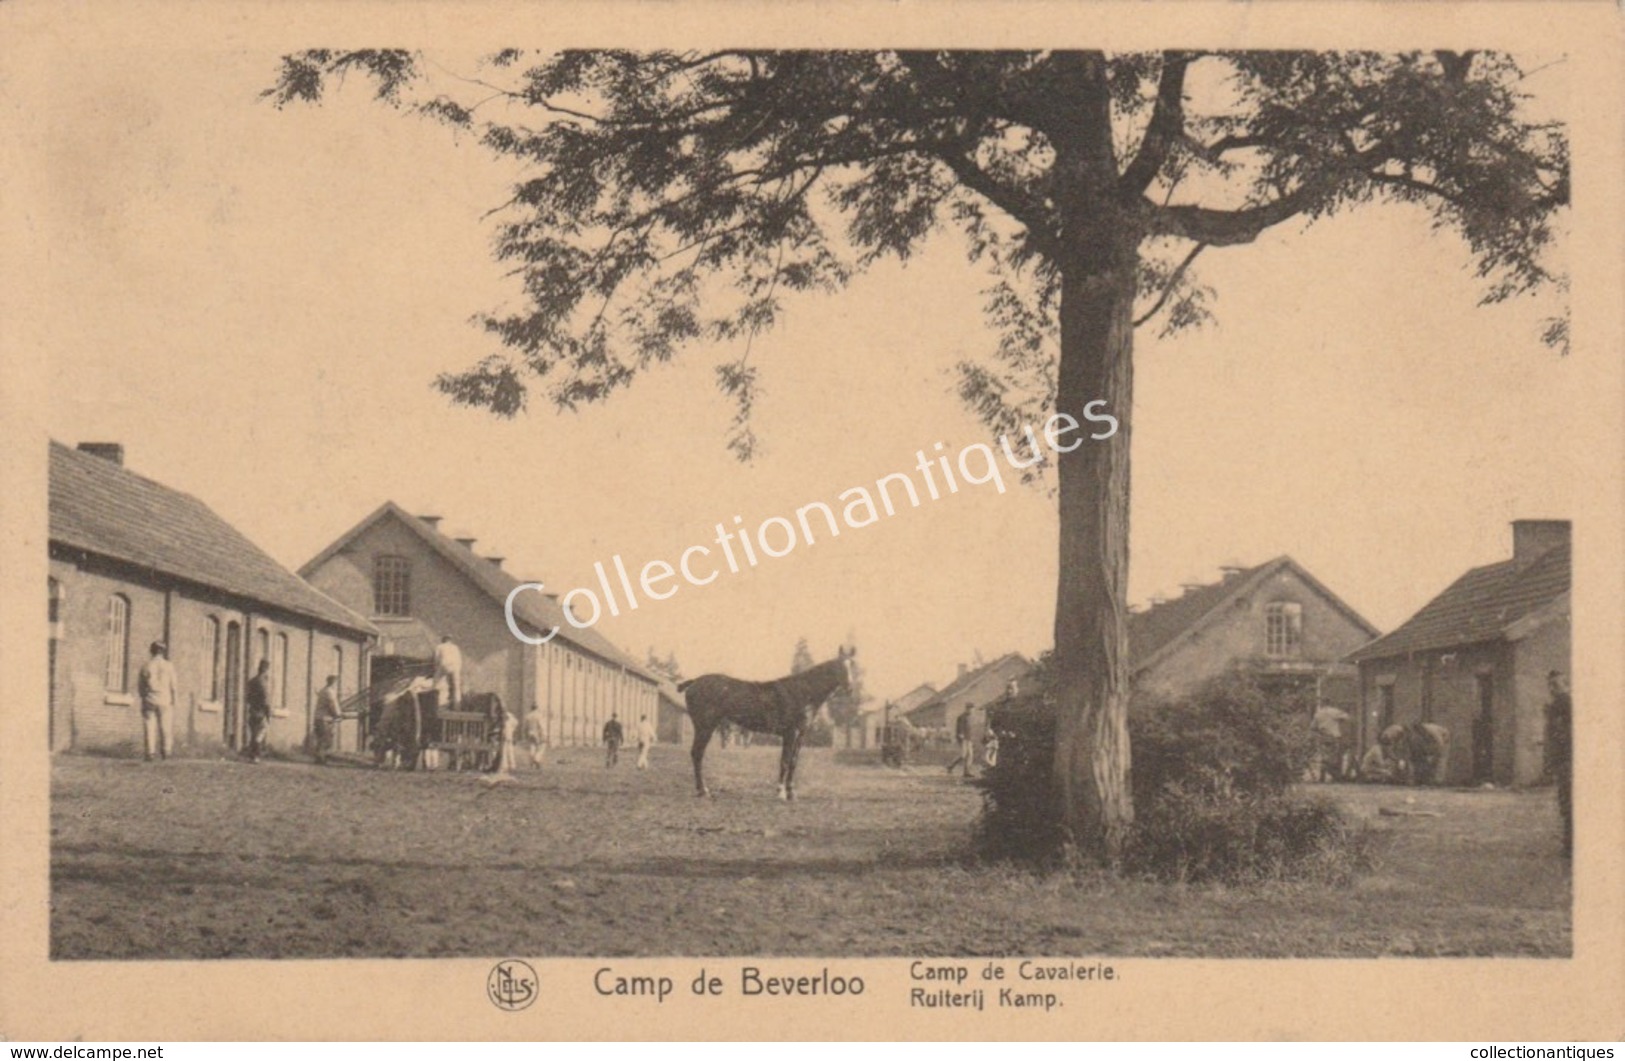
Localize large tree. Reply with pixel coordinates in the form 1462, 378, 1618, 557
270, 49, 1566, 861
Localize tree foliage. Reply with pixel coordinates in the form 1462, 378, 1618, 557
268, 49, 1566, 456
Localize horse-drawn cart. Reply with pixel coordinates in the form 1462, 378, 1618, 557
430, 708, 503, 771
365, 672, 504, 771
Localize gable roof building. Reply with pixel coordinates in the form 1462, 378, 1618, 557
903, 653, 1033, 734
1128, 555, 1378, 706
51, 441, 372, 635
889, 682, 939, 717
1347, 520, 1570, 786
49, 441, 374, 755
300, 501, 660, 746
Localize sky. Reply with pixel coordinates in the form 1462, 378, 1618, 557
24, 47, 1581, 704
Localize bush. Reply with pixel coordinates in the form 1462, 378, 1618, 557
1132, 673, 1316, 803
974, 694, 1060, 862
1125, 785, 1373, 884
976, 672, 1371, 884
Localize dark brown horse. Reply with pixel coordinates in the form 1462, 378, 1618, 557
679, 647, 855, 800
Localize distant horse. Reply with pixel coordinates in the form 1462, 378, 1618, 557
679, 647, 855, 800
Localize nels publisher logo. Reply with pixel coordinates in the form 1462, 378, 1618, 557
487, 959, 538, 1012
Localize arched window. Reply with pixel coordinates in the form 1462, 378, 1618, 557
332, 645, 345, 697
201, 616, 222, 701
1265, 602, 1303, 659
104, 594, 130, 692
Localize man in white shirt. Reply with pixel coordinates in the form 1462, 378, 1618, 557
138, 641, 177, 761
635, 713, 657, 770
433, 635, 463, 708
313, 674, 343, 765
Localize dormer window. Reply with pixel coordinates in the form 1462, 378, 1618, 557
1265, 601, 1303, 658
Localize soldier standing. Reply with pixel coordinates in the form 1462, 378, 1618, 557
245, 659, 273, 763
313, 674, 342, 765
137, 641, 177, 762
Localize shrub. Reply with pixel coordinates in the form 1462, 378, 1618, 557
1131, 673, 1316, 803
1125, 785, 1373, 884
974, 693, 1060, 862
976, 672, 1371, 884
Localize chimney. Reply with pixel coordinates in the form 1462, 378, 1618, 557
76, 442, 124, 466
1512, 520, 1570, 566
455, 537, 477, 550
486, 557, 505, 570
957, 663, 969, 679
418, 514, 443, 531
1219, 564, 1247, 578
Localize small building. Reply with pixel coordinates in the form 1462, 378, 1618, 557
300, 502, 661, 745
904, 654, 1032, 742
48, 441, 375, 756
1128, 555, 1378, 712
1347, 520, 1570, 787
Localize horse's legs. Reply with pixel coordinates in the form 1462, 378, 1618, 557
690, 722, 716, 797
777, 736, 793, 800
783, 731, 803, 801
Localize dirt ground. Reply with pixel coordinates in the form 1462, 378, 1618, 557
50, 745, 1570, 959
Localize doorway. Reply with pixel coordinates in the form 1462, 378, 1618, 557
1472, 671, 1495, 784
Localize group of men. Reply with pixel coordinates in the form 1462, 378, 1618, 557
601, 712, 659, 770
944, 680, 1018, 779
134, 639, 348, 765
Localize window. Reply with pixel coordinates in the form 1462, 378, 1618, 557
104, 594, 130, 692
275, 632, 290, 710
201, 616, 222, 701
332, 645, 344, 697
1264, 602, 1303, 658
256, 627, 271, 673
373, 555, 411, 616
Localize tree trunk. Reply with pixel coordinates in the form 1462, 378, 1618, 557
1038, 52, 1139, 864
1050, 251, 1137, 864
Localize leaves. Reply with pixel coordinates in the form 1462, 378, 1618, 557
270, 48, 1568, 457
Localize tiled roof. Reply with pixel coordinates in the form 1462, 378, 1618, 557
49, 441, 374, 635
1347, 544, 1570, 662
1128, 555, 1378, 673
911, 653, 1031, 717
1130, 560, 1274, 665
301, 501, 659, 684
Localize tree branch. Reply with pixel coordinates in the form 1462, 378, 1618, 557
1367, 170, 1464, 206
931, 148, 1057, 253
1133, 241, 1206, 328
1144, 176, 1338, 246
1119, 52, 1192, 196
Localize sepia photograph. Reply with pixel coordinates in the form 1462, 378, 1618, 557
2, 0, 1622, 1043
